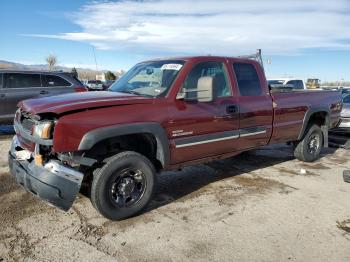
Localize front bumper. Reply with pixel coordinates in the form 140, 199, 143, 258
344, 170, 350, 183
338, 117, 350, 129
8, 136, 84, 211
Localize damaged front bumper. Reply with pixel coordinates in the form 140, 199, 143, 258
8, 136, 84, 211
337, 117, 350, 131
344, 170, 350, 183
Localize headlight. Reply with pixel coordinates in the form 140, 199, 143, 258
341, 107, 350, 117
33, 122, 54, 139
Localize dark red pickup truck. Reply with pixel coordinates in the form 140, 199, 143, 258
8, 55, 342, 220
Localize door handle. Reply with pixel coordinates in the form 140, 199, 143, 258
0, 93, 5, 98
39, 90, 49, 95
226, 105, 238, 114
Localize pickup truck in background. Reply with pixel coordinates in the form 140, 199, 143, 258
8, 55, 342, 220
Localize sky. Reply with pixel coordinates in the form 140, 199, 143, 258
0, 0, 350, 81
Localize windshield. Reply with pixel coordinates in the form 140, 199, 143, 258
109, 60, 185, 97
88, 80, 102, 84
343, 95, 350, 104
342, 89, 350, 96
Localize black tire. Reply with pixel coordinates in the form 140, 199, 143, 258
90, 151, 156, 220
293, 124, 323, 162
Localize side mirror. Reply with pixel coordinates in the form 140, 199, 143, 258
197, 76, 214, 102
176, 76, 214, 102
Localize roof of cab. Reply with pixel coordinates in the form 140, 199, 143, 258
142, 55, 255, 64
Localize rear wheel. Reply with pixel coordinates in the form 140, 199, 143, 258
91, 151, 156, 220
293, 124, 323, 162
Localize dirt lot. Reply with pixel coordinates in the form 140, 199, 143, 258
1, 135, 350, 261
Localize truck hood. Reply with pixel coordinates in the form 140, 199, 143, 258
19, 91, 154, 115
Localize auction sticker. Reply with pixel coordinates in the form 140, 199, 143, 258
161, 64, 183, 70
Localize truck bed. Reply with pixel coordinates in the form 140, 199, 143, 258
270, 89, 342, 143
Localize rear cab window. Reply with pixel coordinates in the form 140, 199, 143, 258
42, 74, 71, 87
232, 63, 262, 96
4, 73, 41, 88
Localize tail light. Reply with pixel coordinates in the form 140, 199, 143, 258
74, 86, 88, 92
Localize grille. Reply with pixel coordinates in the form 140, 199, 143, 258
21, 118, 35, 133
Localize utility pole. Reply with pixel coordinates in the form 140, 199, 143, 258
92, 46, 98, 72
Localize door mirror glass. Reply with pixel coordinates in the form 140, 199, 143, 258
176, 76, 214, 102
196, 76, 214, 102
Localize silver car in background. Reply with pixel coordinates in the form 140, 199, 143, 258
338, 93, 350, 131
0, 70, 87, 123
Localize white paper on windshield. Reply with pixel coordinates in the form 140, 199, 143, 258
161, 64, 183, 71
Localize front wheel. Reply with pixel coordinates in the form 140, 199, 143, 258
90, 151, 156, 220
293, 124, 323, 162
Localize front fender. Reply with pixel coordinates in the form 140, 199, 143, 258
78, 122, 170, 168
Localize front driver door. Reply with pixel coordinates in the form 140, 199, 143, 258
168, 59, 240, 164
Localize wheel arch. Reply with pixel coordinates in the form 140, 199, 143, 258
78, 122, 170, 168
298, 107, 330, 140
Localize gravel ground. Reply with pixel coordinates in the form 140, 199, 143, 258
0, 136, 350, 262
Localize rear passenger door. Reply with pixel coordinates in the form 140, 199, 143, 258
2, 73, 43, 118
231, 62, 273, 149
41, 74, 74, 96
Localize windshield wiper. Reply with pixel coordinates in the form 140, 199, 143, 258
118, 89, 155, 98
118, 89, 142, 96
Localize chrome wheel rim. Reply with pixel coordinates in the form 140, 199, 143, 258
109, 168, 146, 208
307, 133, 320, 155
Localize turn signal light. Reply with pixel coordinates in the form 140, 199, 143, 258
42, 124, 52, 139
33, 122, 53, 139
35, 154, 43, 166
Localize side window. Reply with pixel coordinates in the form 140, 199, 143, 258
296, 80, 304, 89
343, 95, 350, 104
42, 75, 71, 87
0, 73, 3, 89
286, 80, 295, 87
183, 61, 231, 99
232, 63, 262, 96
4, 73, 41, 89
287, 80, 303, 89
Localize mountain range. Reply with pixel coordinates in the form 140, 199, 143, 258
0, 60, 99, 72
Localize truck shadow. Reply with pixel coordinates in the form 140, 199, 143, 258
144, 145, 336, 214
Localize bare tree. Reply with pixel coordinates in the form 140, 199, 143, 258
46, 54, 57, 71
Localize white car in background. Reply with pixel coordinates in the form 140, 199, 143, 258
337, 93, 350, 131
268, 78, 306, 89
86, 80, 104, 91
